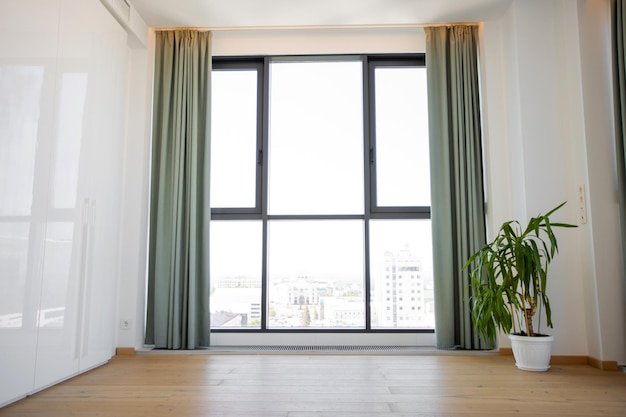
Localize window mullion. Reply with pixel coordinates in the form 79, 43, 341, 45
362, 55, 373, 331
260, 57, 270, 330
366, 56, 378, 217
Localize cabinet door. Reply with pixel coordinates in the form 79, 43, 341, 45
78, 0, 128, 371
0, 0, 128, 401
32, 0, 128, 389
32, 0, 94, 391
0, 0, 62, 405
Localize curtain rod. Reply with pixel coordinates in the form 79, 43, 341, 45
153, 22, 480, 32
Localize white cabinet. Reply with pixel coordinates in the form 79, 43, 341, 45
0, 0, 128, 405
75, 0, 128, 372
0, 0, 63, 404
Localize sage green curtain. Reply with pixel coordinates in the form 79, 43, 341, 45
425, 25, 489, 350
611, 1, 626, 291
146, 30, 212, 349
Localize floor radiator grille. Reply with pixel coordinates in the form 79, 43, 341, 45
140, 345, 498, 355
211, 345, 426, 353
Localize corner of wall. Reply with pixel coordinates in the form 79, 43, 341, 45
115, 30, 154, 351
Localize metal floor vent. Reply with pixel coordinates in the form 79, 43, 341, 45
207, 345, 431, 354
140, 345, 499, 356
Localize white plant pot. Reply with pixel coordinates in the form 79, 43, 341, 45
508, 334, 554, 372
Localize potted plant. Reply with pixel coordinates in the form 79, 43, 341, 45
463, 202, 576, 371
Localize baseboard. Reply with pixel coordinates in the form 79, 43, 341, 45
115, 347, 136, 356
499, 348, 618, 370
586, 356, 619, 371
498, 347, 512, 356
551, 355, 588, 365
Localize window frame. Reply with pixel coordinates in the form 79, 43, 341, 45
210, 57, 265, 217
367, 55, 431, 219
210, 54, 433, 334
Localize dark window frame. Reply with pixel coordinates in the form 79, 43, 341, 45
210, 54, 433, 334
367, 55, 431, 219
211, 57, 265, 217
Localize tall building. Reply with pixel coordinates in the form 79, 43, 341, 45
377, 245, 433, 328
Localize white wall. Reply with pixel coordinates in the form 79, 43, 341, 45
576, 0, 626, 364
115, 36, 154, 349
481, 0, 626, 363
211, 27, 425, 56
116, 0, 626, 363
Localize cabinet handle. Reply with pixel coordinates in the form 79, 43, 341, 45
76, 208, 89, 360
76, 199, 96, 359
81, 198, 90, 225
90, 199, 97, 226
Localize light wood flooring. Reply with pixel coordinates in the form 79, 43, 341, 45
1, 353, 625, 417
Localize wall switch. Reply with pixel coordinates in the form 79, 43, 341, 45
578, 184, 587, 224
120, 318, 132, 330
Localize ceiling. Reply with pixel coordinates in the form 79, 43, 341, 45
131, 0, 513, 29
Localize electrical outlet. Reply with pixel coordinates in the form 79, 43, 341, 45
120, 318, 132, 330
578, 184, 587, 224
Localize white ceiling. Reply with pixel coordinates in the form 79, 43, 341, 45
131, 0, 513, 29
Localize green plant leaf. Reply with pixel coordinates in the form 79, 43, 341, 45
463, 202, 576, 342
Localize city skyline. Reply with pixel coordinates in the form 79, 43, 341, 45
210, 241, 434, 329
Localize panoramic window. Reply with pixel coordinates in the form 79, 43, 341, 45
209, 55, 434, 331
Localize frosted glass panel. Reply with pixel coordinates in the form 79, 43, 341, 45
0, 66, 44, 216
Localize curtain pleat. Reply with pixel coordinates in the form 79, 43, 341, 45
425, 26, 490, 350
611, 0, 626, 295
146, 30, 211, 349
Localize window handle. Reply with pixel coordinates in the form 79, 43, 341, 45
257, 149, 263, 165
369, 148, 374, 164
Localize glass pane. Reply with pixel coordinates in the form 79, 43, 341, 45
210, 70, 258, 208
268, 61, 364, 215
369, 220, 434, 329
209, 221, 262, 328
374, 67, 430, 207
267, 220, 365, 329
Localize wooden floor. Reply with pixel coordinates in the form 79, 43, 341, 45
2, 353, 625, 417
